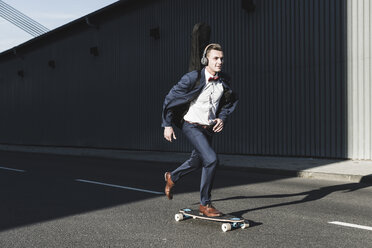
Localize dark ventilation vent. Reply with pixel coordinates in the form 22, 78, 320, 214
150, 27, 160, 40
242, 0, 256, 12
90, 46, 99, 56
17, 70, 24, 78
48, 60, 56, 68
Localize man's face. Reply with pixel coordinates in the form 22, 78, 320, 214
206, 49, 224, 75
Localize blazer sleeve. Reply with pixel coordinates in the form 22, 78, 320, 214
161, 73, 194, 127
217, 89, 239, 124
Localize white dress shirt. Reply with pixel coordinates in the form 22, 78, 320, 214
183, 70, 224, 125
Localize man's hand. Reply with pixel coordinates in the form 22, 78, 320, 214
164, 126, 176, 142
212, 118, 224, 132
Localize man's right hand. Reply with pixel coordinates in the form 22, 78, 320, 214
164, 126, 176, 142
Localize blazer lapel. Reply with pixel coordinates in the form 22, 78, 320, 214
187, 68, 206, 98
197, 68, 206, 90
218, 73, 231, 90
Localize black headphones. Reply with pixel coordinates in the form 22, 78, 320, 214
201, 43, 220, 66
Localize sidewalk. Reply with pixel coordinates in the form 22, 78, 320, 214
1, 144, 372, 184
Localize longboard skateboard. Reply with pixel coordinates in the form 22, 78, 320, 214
175, 208, 249, 232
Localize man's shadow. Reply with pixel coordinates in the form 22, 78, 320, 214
213, 177, 372, 219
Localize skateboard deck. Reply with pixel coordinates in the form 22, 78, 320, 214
175, 208, 249, 232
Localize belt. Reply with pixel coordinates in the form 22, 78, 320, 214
185, 120, 212, 129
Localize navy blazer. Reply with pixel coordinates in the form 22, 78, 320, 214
161, 68, 238, 129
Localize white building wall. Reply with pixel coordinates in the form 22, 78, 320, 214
348, 0, 372, 159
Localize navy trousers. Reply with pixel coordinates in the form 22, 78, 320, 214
170, 121, 218, 206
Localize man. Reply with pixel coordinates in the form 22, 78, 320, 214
161, 43, 238, 217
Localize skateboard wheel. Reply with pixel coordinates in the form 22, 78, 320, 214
221, 223, 232, 232
175, 213, 184, 222
241, 220, 250, 229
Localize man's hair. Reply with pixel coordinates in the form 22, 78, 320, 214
205, 43, 223, 57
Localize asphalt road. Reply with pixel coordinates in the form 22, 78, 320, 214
0, 151, 371, 248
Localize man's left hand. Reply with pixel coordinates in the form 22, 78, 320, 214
212, 118, 224, 132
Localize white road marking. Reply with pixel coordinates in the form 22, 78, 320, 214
329, 221, 372, 231
75, 179, 164, 195
0, 166, 25, 173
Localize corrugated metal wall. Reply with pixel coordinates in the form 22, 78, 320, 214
0, 0, 351, 159
347, 0, 372, 160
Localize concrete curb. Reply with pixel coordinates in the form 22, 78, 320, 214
218, 165, 372, 184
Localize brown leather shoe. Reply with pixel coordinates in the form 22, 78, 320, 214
164, 172, 175, 200
199, 204, 223, 217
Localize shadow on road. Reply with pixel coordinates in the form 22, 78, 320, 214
213, 180, 372, 219
0, 150, 290, 232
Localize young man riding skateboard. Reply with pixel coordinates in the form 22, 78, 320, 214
161, 43, 238, 217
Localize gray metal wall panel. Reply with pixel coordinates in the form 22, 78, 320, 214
0, 0, 349, 158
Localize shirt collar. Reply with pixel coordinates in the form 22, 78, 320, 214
204, 69, 218, 83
